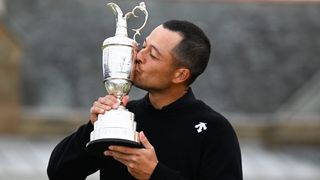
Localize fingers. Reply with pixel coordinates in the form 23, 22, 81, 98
97, 95, 119, 108
104, 147, 135, 168
105, 149, 131, 162
105, 141, 158, 180
106, 146, 136, 156
89, 95, 120, 124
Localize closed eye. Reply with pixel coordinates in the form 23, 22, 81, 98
141, 42, 159, 60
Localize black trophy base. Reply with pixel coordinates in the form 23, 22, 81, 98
86, 138, 142, 157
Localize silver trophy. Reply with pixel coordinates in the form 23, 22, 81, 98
87, 2, 148, 156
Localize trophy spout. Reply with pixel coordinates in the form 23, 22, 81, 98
107, 2, 128, 37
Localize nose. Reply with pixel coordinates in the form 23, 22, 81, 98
135, 48, 146, 64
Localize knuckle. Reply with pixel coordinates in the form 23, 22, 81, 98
90, 107, 99, 114
98, 97, 104, 103
123, 148, 129, 154
90, 107, 94, 113
130, 156, 137, 162
91, 107, 99, 113
127, 167, 134, 174
128, 162, 135, 169
93, 101, 99, 106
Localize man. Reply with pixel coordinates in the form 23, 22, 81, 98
47, 20, 243, 180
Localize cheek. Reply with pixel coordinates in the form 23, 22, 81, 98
152, 69, 174, 83
142, 60, 176, 83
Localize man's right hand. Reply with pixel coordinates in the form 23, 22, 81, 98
89, 95, 129, 124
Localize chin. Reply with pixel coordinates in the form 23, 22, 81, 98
133, 82, 147, 91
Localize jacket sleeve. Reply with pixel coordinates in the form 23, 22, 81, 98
150, 118, 243, 180
150, 162, 188, 180
47, 121, 101, 180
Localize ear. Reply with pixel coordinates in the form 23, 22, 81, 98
172, 68, 191, 84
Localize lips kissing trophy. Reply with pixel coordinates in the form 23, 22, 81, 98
86, 2, 148, 156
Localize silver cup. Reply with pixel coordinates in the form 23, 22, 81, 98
87, 2, 148, 156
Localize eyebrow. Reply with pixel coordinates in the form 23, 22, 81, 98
145, 39, 162, 57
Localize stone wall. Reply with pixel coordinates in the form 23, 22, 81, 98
0, 25, 21, 132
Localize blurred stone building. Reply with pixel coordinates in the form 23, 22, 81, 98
1, 0, 320, 144
0, 0, 21, 132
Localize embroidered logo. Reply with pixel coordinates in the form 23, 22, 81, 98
195, 122, 207, 133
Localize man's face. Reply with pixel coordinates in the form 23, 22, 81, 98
133, 25, 183, 92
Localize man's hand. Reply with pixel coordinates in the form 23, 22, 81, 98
89, 95, 129, 124
104, 132, 159, 180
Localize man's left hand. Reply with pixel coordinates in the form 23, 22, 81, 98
104, 131, 158, 180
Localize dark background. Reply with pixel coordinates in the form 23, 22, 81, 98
4, 0, 320, 114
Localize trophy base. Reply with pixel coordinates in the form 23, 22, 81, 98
86, 138, 142, 157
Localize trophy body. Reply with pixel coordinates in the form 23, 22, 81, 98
86, 2, 148, 156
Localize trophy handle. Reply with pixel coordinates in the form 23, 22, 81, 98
125, 2, 148, 42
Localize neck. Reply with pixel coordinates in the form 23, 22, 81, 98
148, 86, 188, 110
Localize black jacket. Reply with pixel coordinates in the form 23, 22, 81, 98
47, 89, 243, 180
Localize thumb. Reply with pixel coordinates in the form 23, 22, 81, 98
139, 131, 153, 149
122, 95, 129, 106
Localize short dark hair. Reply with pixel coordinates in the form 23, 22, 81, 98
162, 20, 211, 85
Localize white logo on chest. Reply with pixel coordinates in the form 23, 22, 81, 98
195, 122, 207, 133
